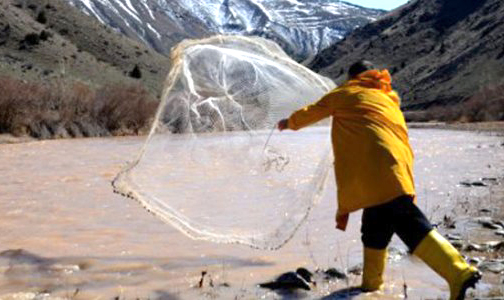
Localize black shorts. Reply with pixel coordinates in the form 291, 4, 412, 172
361, 195, 433, 251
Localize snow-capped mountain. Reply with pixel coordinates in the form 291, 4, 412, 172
66, 0, 385, 62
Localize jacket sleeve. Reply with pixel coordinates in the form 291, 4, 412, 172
287, 93, 335, 131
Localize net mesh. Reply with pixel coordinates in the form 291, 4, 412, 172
113, 35, 335, 250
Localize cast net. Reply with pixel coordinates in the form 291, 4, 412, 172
113, 35, 335, 250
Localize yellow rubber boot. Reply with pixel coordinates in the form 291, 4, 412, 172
413, 230, 481, 300
361, 247, 387, 291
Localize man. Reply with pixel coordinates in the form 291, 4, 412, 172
277, 61, 481, 299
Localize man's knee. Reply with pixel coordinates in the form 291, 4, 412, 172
389, 196, 433, 251
361, 232, 392, 249
361, 206, 393, 249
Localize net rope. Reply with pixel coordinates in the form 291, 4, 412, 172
113, 35, 335, 250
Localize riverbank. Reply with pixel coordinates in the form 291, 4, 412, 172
0, 128, 503, 299
3, 121, 504, 145
439, 176, 504, 298
0, 77, 156, 141
0, 134, 34, 144
408, 121, 504, 135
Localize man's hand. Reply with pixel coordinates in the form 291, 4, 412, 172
277, 119, 289, 131
335, 212, 349, 231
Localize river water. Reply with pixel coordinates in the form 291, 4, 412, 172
0, 128, 503, 299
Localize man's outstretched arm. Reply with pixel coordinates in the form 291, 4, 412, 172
278, 93, 335, 131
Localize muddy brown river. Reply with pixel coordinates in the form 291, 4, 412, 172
0, 128, 503, 299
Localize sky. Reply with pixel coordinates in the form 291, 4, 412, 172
343, 0, 409, 10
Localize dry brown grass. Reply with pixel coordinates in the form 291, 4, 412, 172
0, 76, 157, 138
460, 83, 504, 122
93, 83, 158, 135
405, 82, 504, 123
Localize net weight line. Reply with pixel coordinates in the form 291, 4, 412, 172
262, 124, 290, 172
262, 124, 277, 153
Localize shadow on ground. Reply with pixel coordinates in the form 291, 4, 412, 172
320, 287, 363, 300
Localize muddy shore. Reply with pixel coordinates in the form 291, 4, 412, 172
425, 177, 504, 298
199, 123, 504, 298
408, 121, 504, 135
0, 125, 503, 299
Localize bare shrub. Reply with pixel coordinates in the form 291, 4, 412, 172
460, 83, 504, 122
0, 76, 48, 135
93, 84, 157, 135
0, 76, 157, 139
405, 82, 504, 123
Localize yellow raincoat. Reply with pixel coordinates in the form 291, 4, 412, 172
287, 70, 415, 230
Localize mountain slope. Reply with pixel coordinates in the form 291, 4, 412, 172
310, 0, 504, 110
0, 0, 170, 95
65, 0, 385, 62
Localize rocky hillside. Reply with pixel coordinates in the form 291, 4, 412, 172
0, 0, 170, 96
0, 0, 173, 139
64, 0, 385, 62
310, 0, 504, 110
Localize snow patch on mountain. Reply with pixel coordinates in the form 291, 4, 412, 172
147, 23, 161, 39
